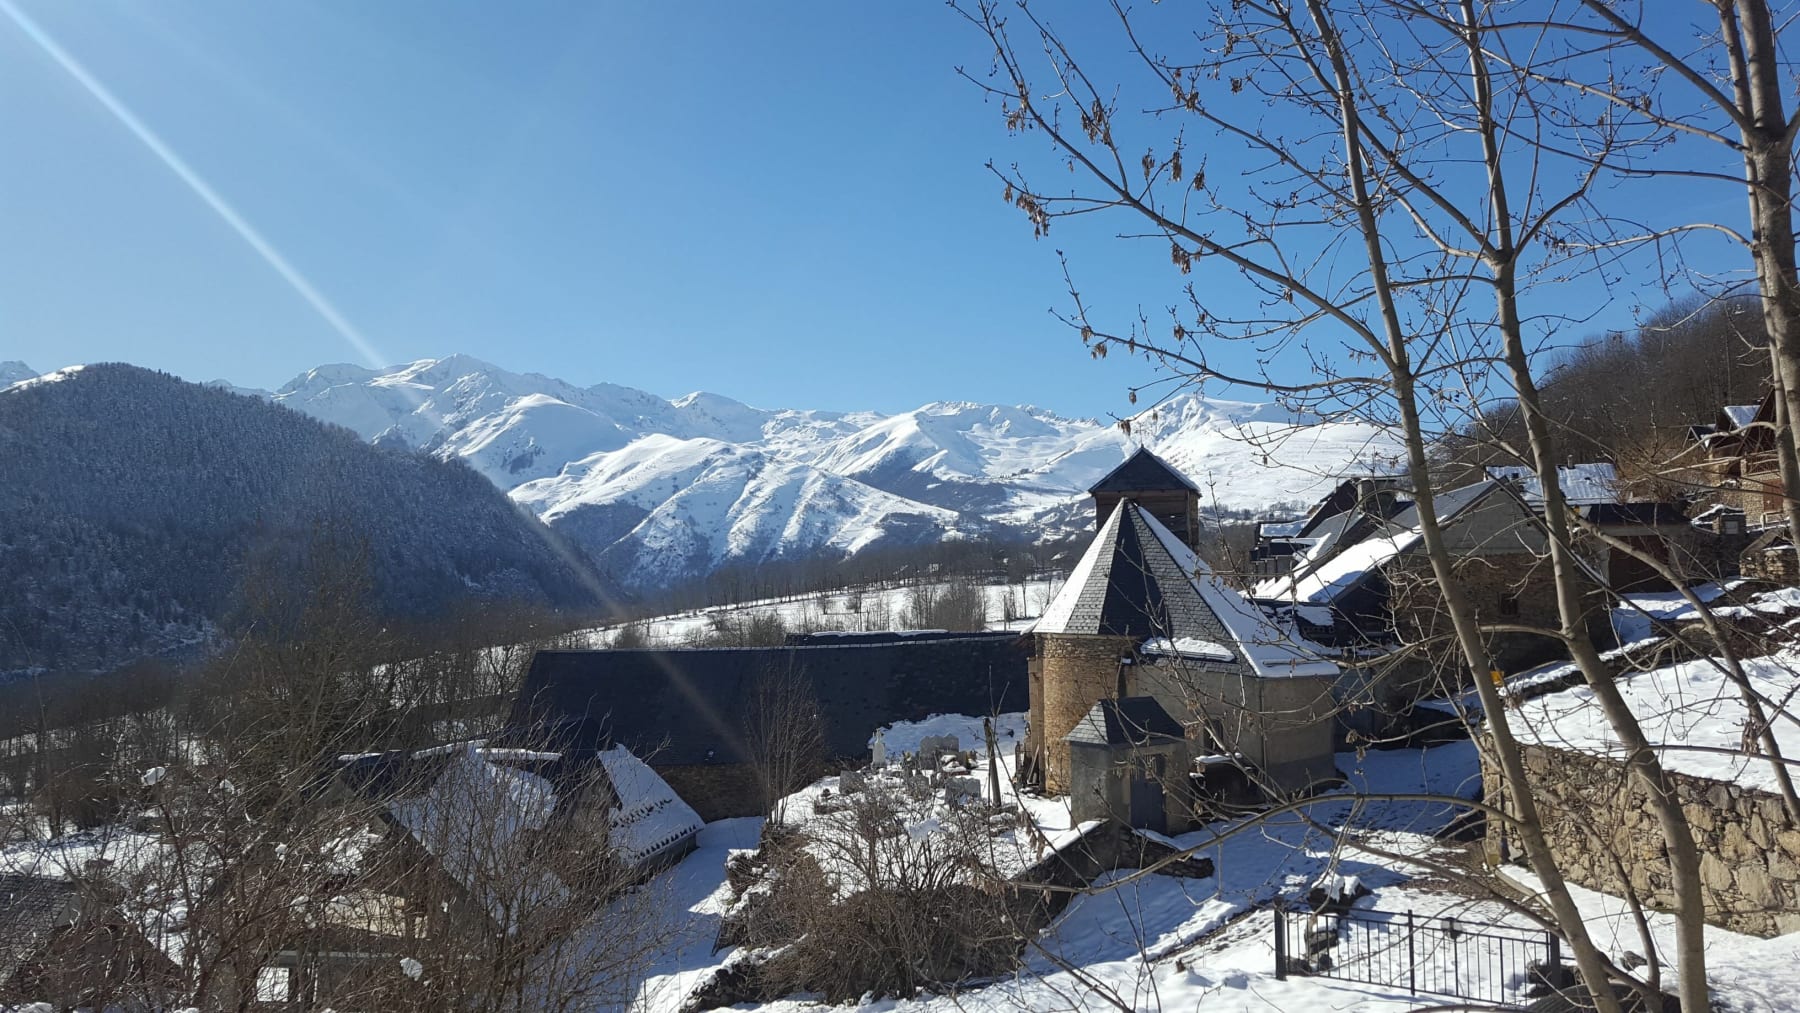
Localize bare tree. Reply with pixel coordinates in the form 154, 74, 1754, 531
745, 662, 828, 822
947, 0, 1726, 1005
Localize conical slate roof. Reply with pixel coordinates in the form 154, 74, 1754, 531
1036, 500, 1337, 679
1065, 696, 1185, 746
1087, 447, 1200, 495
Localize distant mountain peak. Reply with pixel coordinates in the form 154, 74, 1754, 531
0, 361, 36, 388
262, 353, 1404, 589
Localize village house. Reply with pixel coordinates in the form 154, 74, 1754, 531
1691, 390, 1786, 527
0, 871, 177, 1010
255, 741, 705, 1006
1249, 474, 1411, 580
1025, 450, 1340, 830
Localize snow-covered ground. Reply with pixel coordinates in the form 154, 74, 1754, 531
618, 723, 1620, 1013
1501, 867, 1800, 1012
1512, 646, 1800, 795
579, 576, 1065, 647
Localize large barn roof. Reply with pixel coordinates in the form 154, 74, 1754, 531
504, 634, 1028, 766
1087, 446, 1200, 495
1037, 500, 1335, 678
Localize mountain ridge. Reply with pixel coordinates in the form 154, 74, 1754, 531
0, 363, 608, 673
7, 356, 1406, 590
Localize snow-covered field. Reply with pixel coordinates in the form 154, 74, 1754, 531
578, 576, 1065, 647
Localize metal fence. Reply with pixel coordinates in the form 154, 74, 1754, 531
1275, 906, 1559, 1006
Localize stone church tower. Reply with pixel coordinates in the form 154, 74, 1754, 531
1023, 459, 1338, 810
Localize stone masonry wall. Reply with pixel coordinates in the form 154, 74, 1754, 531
658, 762, 766, 822
1040, 633, 1138, 794
1485, 741, 1800, 937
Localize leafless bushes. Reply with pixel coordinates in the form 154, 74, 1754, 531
724, 782, 1024, 1002
744, 665, 827, 822
903, 574, 991, 631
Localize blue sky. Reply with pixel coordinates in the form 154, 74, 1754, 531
0, 1, 1755, 419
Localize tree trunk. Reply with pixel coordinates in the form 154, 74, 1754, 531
1310, 3, 1624, 1005
1730, 0, 1800, 538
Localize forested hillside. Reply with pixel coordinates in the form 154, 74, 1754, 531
0, 365, 606, 673
1463, 297, 1772, 487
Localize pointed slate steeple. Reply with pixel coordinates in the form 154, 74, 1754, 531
1087, 447, 1202, 551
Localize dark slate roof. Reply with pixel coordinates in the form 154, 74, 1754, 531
1065, 696, 1185, 746
501, 634, 1028, 766
336, 744, 604, 803
1582, 501, 1688, 526
1036, 501, 1245, 661
1088, 447, 1200, 495
0, 874, 81, 983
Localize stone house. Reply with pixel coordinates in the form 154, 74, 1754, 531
0, 872, 177, 1010
504, 632, 1028, 820
1741, 528, 1800, 586
1026, 492, 1339, 816
1693, 391, 1786, 526
1256, 478, 1587, 698
1249, 475, 1411, 580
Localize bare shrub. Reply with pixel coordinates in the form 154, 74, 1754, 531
744, 664, 826, 821
728, 782, 1024, 1002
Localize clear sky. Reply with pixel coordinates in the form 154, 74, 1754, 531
0, 1, 1753, 419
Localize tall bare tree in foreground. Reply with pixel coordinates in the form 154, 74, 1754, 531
948, 0, 1776, 1006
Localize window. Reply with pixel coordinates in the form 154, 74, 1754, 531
1498, 594, 1520, 618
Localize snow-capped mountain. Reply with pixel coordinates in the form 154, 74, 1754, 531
262, 355, 1404, 588
0, 361, 38, 388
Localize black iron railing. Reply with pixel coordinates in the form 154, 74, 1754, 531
1275, 906, 1559, 1006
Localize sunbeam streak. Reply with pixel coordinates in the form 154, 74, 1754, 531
0, 0, 385, 368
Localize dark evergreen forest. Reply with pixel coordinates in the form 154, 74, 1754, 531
0, 365, 606, 673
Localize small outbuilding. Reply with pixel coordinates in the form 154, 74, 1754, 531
1064, 696, 1195, 834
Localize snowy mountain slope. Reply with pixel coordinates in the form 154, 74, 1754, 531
259, 356, 1406, 587
0, 361, 36, 388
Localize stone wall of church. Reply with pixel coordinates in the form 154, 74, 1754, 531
1039, 633, 1138, 793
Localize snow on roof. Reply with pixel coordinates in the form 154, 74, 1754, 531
1514, 647, 1800, 796
1260, 481, 1498, 604
386, 744, 567, 926
1723, 403, 1759, 428
1484, 462, 1620, 506
1039, 501, 1335, 677
1032, 502, 1126, 636
1136, 509, 1339, 679
1250, 510, 1366, 598
1258, 519, 1306, 539
1140, 637, 1235, 662
596, 746, 703, 866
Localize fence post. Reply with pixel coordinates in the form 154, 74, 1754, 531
1407, 909, 1416, 996
1273, 905, 1287, 980
1548, 927, 1561, 970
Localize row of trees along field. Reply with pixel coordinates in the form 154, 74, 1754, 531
959, 0, 1800, 1009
